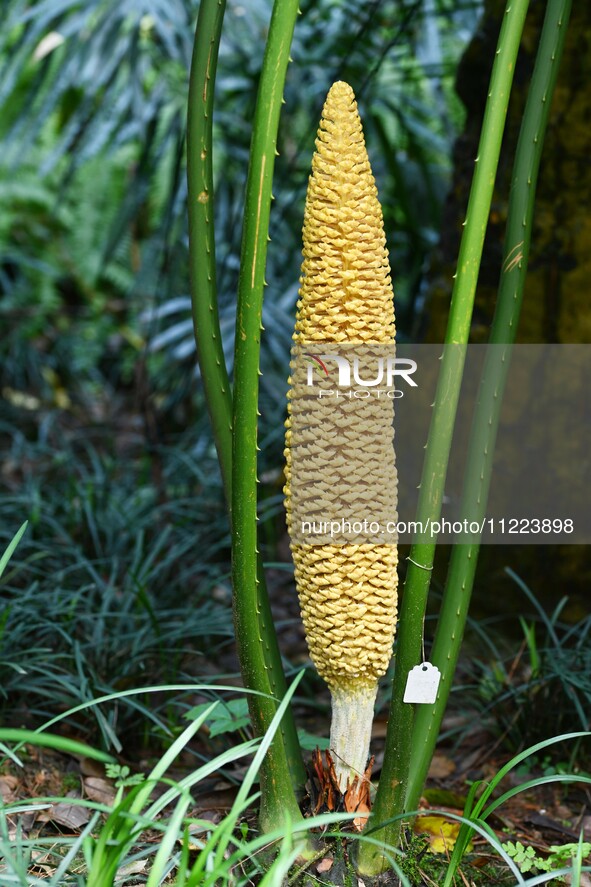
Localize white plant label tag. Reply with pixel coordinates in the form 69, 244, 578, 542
403, 662, 441, 704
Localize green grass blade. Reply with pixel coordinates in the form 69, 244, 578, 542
474, 731, 589, 809
51, 812, 102, 885
85, 708, 218, 886
0, 729, 115, 764
108, 703, 218, 861
186, 794, 259, 886
506, 567, 562, 643
175, 826, 191, 885
0, 521, 27, 580
444, 732, 589, 885
257, 845, 302, 887
207, 671, 309, 870
482, 774, 591, 819
521, 867, 591, 886
35, 684, 264, 734
571, 834, 586, 886
144, 737, 260, 821
145, 792, 192, 887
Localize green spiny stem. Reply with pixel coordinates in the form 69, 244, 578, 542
356, 0, 531, 874
232, 0, 305, 831
187, 0, 306, 799
405, 0, 572, 817
187, 0, 232, 499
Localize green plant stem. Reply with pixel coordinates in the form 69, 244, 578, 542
231, 0, 305, 831
187, 0, 306, 799
356, 0, 531, 874
405, 0, 572, 816
187, 0, 232, 498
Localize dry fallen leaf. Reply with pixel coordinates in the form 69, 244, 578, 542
312, 748, 339, 814
0, 775, 18, 803
184, 813, 222, 850
428, 753, 456, 780
414, 814, 471, 854
29, 850, 56, 876
36, 793, 90, 830
311, 750, 374, 830
114, 859, 147, 881
565, 875, 591, 887
79, 757, 106, 778
83, 776, 117, 806
343, 757, 374, 832
316, 857, 333, 874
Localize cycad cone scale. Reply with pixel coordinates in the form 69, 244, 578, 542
284, 81, 398, 789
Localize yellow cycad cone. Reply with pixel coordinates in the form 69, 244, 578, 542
284, 81, 398, 790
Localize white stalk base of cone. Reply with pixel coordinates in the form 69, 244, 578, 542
329, 683, 378, 791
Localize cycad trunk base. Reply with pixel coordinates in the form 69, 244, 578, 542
284, 81, 398, 790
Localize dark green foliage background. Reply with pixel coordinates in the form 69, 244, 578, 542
0, 0, 476, 410
9, 0, 560, 749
